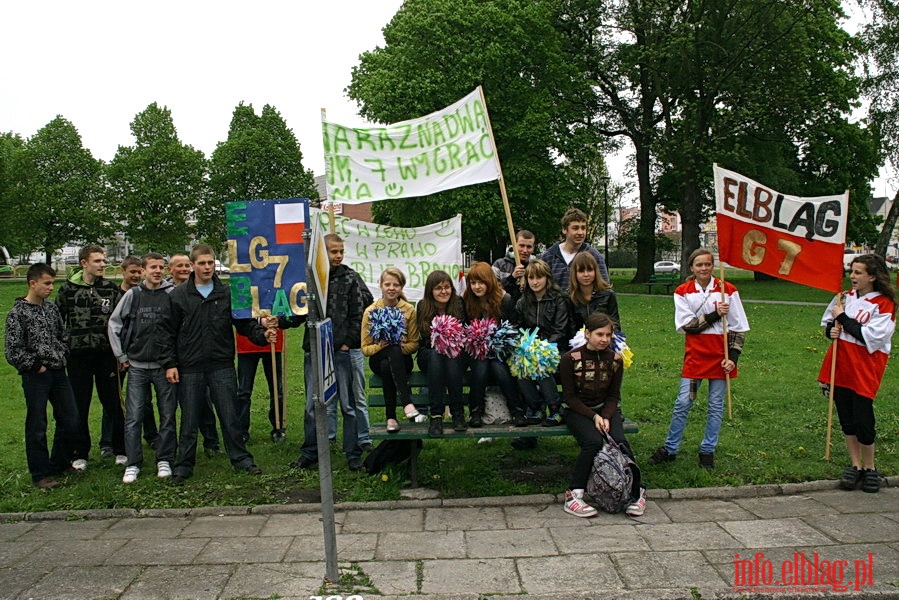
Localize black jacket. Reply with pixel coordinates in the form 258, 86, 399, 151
514, 288, 569, 346
567, 289, 620, 337
5, 298, 69, 373
169, 274, 267, 373
55, 270, 122, 354
301, 264, 372, 352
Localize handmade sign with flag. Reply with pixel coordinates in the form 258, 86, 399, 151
226, 198, 309, 318
322, 87, 501, 203
713, 164, 848, 293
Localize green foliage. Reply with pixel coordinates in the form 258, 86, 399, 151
7, 116, 111, 257
348, 0, 595, 256
0, 132, 27, 255
107, 103, 207, 254
205, 103, 318, 248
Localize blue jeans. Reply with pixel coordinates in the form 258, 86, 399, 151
326, 350, 369, 443
236, 351, 285, 437
301, 351, 360, 460
124, 367, 176, 468
469, 358, 522, 415
417, 348, 465, 417
663, 378, 725, 454
174, 367, 256, 479
517, 376, 559, 413
21, 369, 81, 482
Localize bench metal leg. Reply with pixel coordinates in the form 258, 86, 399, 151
409, 442, 420, 488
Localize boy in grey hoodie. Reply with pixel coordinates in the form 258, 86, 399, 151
108, 253, 177, 483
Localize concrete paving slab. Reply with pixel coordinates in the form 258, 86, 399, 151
376, 530, 465, 560
612, 550, 729, 588
193, 535, 292, 564
14, 518, 114, 541
104, 537, 209, 565
258, 511, 337, 536
549, 523, 650, 553
99, 517, 190, 539
635, 521, 742, 551
0, 540, 40, 568
220, 562, 324, 599
0, 565, 50, 600
518, 553, 623, 593
423, 506, 505, 531
421, 558, 519, 595
282, 533, 378, 562
341, 508, 425, 533
177, 514, 267, 537
803, 513, 899, 544
466, 527, 558, 558
808, 487, 899, 513
504, 502, 600, 529
0, 522, 33, 542
733, 494, 835, 518
658, 498, 756, 522
359, 559, 421, 596
720, 517, 836, 547
885, 512, 899, 524
18, 565, 141, 600
33, 537, 129, 566
119, 564, 232, 600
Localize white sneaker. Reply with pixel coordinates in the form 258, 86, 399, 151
563, 490, 598, 518
626, 487, 647, 517
115, 454, 128, 465
122, 466, 140, 484
71, 459, 88, 472
156, 461, 172, 479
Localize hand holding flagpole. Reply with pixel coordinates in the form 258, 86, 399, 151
719, 262, 733, 420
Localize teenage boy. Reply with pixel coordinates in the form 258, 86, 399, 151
56, 244, 124, 470
236, 324, 288, 444
493, 230, 537, 304
108, 253, 177, 483
166, 244, 276, 483
540, 208, 610, 292
167, 252, 222, 455
5, 263, 81, 489
290, 234, 373, 471
103, 255, 159, 455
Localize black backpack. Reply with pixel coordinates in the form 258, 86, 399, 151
118, 287, 141, 354
362, 439, 422, 475
586, 430, 640, 513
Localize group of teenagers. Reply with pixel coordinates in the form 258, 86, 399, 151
6, 206, 895, 520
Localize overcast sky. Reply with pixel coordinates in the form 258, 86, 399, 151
0, 0, 404, 176
1, 1, 894, 199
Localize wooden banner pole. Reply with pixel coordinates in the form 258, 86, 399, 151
719, 262, 733, 419
824, 293, 844, 461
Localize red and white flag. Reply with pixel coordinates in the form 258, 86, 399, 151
714, 164, 848, 293
273, 203, 305, 245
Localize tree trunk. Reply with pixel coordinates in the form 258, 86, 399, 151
679, 180, 702, 278
874, 189, 899, 258
633, 143, 656, 283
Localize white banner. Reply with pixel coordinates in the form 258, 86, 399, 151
309, 208, 463, 303
322, 87, 501, 204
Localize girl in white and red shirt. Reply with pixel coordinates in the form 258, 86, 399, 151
648, 248, 749, 469
818, 254, 896, 493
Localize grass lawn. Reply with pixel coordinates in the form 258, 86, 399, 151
0, 271, 896, 513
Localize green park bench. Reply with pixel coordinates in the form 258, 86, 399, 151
645, 272, 680, 294
367, 371, 639, 487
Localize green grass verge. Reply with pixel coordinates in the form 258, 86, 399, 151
0, 273, 896, 513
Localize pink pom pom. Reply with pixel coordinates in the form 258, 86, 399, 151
464, 318, 496, 360
431, 314, 465, 358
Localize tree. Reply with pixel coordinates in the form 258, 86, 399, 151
0, 132, 28, 256
205, 103, 318, 246
859, 0, 899, 256
9, 116, 111, 261
107, 103, 207, 254
347, 0, 597, 257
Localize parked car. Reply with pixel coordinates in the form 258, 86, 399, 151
653, 260, 680, 274
214, 259, 230, 274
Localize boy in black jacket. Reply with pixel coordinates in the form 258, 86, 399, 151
5, 264, 81, 488
165, 245, 276, 483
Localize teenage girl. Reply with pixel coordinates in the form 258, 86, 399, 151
361, 268, 419, 433
818, 254, 896, 493
513, 259, 569, 425
567, 252, 620, 342
416, 270, 467, 437
648, 248, 749, 469
559, 312, 645, 518
462, 261, 525, 426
